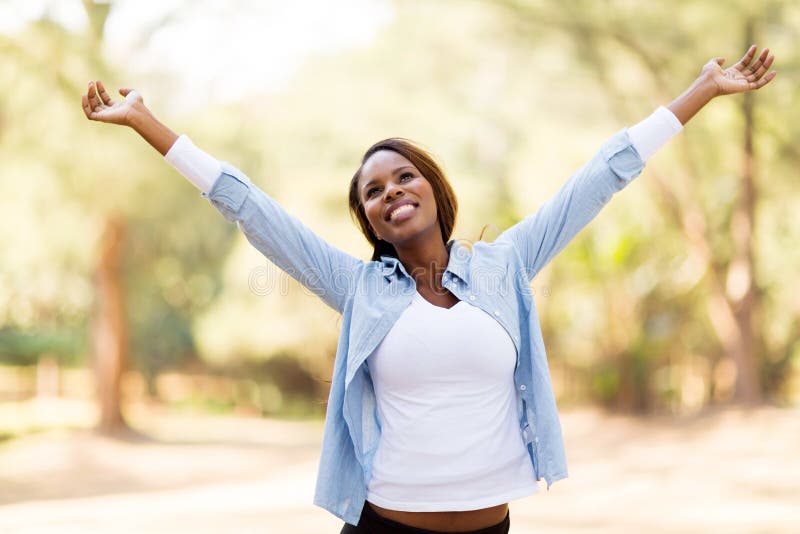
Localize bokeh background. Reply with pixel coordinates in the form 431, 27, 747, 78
1, 0, 798, 532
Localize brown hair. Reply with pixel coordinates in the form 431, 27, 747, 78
348, 138, 458, 261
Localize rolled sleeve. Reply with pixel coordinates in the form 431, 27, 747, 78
602, 128, 647, 182
200, 166, 249, 215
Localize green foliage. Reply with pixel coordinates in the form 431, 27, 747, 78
495, 0, 800, 410
1, 0, 797, 414
0, 16, 231, 380
0, 326, 85, 366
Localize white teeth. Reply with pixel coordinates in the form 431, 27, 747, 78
389, 204, 415, 221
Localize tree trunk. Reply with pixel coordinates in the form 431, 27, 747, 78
91, 215, 129, 434
725, 20, 762, 404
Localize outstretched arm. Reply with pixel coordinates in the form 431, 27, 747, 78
496, 46, 776, 280
82, 81, 363, 313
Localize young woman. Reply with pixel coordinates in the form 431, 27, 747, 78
83, 46, 775, 533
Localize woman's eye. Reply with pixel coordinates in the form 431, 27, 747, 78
365, 173, 412, 199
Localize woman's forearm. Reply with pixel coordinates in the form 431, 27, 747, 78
667, 73, 719, 126
127, 103, 179, 156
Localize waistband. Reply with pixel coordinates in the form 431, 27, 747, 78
362, 502, 510, 534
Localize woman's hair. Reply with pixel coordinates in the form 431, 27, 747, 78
348, 138, 458, 261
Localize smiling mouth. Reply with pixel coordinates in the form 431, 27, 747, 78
387, 203, 418, 222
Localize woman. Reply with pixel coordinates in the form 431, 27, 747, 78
83, 46, 775, 533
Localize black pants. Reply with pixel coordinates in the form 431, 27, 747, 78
340, 502, 511, 534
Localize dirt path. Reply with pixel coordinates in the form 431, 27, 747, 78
1, 405, 798, 533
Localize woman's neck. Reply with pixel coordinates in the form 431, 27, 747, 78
395, 238, 450, 293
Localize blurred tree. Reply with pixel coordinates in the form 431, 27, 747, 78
80, 0, 127, 433
78, 0, 241, 428
494, 0, 799, 409
0, 1, 233, 429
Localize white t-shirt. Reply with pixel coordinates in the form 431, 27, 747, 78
365, 290, 539, 511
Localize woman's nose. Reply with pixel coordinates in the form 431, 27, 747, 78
383, 182, 404, 200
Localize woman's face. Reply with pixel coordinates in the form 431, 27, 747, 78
358, 150, 440, 249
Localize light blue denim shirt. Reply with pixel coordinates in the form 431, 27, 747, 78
201, 129, 645, 525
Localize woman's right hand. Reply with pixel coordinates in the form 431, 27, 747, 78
81, 80, 142, 126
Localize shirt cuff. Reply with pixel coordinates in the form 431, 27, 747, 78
627, 106, 683, 161
164, 134, 222, 193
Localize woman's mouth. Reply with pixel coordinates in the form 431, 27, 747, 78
388, 203, 417, 223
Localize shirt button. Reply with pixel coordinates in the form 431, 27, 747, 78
494, 310, 500, 316
534, 437, 539, 444
469, 295, 476, 301
520, 384, 527, 391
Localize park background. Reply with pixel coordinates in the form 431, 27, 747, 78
1, 0, 798, 532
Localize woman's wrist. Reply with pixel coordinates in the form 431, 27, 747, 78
667, 74, 719, 126
692, 72, 721, 100
126, 102, 179, 156
126, 101, 153, 131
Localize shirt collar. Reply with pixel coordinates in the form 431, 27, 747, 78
445, 239, 471, 284
379, 255, 404, 278
380, 239, 471, 284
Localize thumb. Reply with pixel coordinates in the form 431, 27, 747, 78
714, 57, 725, 66
123, 89, 142, 103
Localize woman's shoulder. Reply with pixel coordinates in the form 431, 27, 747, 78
454, 237, 519, 266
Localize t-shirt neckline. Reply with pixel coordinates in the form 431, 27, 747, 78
414, 290, 464, 310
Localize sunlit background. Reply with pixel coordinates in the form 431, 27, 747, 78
1, 0, 798, 532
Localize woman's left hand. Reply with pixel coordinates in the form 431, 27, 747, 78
702, 45, 776, 96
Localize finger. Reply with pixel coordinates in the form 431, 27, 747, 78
744, 48, 769, 75
733, 44, 757, 71
81, 94, 93, 119
119, 88, 132, 96
746, 53, 774, 82
87, 81, 102, 110
714, 57, 725, 67
753, 70, 777, 89
96, 80, 114, 106
753, 54, 775, 80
